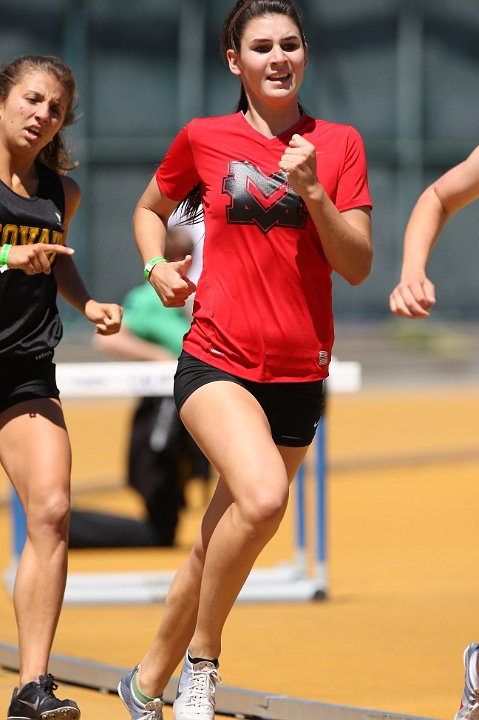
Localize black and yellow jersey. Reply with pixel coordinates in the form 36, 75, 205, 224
0, 163, 65, 358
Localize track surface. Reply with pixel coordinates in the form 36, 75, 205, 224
1, 386, 478, 720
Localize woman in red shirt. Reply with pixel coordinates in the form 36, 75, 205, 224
119, 2, 372, 719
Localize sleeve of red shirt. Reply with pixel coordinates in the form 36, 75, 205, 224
335, 126, 372, 212
155, 122, 200, 201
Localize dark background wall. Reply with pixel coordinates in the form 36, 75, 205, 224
1, 0, 478, 329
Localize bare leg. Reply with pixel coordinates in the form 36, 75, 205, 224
138, 381, 308, 696
0, 399, 71, 688
138, 480, 231, 692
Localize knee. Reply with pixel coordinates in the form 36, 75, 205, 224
27, 492, 71, 539
239, 484, 288, 537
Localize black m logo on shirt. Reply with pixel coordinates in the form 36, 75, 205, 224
222, 161, 307, 233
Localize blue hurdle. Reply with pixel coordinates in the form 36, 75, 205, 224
5, 359, 359, 604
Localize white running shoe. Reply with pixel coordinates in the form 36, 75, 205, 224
455, 644, 479, 720
173, 653, 221, 720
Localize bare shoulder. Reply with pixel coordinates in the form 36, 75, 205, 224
59, 174, 81, 223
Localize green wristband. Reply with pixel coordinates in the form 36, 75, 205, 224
0, 243, 12, 271
144, 256, 166, 280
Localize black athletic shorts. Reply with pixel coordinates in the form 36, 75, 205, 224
174, 351, 325, 447
0, 353, 60, 415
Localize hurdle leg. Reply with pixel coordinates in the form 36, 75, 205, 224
313, 417, 328, 598
11, 489, 26, 562
294, 462, 307, 574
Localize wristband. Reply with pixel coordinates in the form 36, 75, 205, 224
0, 243, 12, 273
143, 256, 166, 280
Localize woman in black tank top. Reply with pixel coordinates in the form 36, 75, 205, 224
0, 55, 123, 720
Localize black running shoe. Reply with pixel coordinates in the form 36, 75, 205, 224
7, 674, 80, 719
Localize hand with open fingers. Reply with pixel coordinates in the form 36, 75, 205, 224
389, 274, 436, 318
278, 133, 319, 195
85, 299, 124, 335
148, 254, 197, 308
7, 243, 75, 275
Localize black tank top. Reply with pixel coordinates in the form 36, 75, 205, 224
0, 163, 66, 358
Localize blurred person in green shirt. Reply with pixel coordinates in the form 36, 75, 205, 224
92, 225, 209, 546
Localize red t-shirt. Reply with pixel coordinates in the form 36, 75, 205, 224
156, 112, 371, 382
